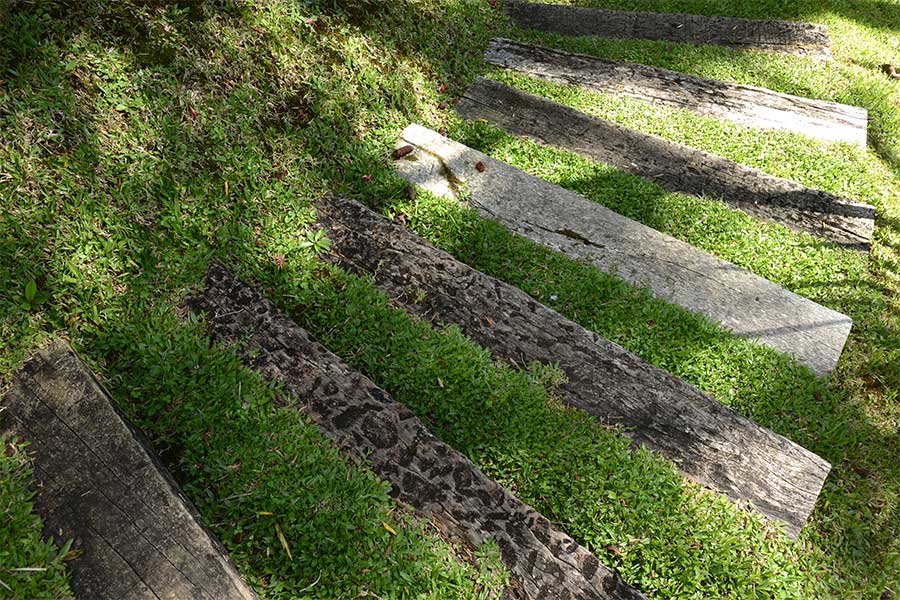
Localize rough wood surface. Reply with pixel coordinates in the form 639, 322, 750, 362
484, 38, 867, 146
395, 123, 853, 377
0, 342, 258, 600
316, 195, 831, 538
189, 262, 645, 600
505, 2, 832, 59
456, 77, 875, 250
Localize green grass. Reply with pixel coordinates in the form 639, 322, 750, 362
0, 438, 73, 600
1, 0, 900, 598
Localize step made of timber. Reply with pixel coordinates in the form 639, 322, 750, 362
317, 195, 831, 538
1, 342, 258, 600
456, 77, 875, 250
394, 123, 853, 378
504, 2, 832, 59
484, 38, 867, 146
189, 262, 645, 600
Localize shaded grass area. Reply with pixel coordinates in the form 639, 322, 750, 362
0, 0, 509, 597
0, 0, 899, 598
0, 439, 73, 600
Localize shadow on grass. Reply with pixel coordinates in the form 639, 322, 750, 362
1, 0, 899, 596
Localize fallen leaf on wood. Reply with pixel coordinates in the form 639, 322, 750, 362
392, 145, 414, 159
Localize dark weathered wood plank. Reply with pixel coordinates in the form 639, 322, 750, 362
188, 263, 645, 600
0, 342, 258, 600
505, 2, 832, 59
456, 77, 875, 250
484, 38, 867, 146
394, 123, 852, 376
316, 195, 831, 538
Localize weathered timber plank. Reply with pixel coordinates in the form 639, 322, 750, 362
0, 342, 258, 600
456, 77, 875, 250
484, 38, 867, 146
316, 195, 831, 538
394, 123, 853, 377
188, 262, 645, 600
505, 2, 832, 59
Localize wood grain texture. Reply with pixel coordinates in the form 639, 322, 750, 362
484, 38, 867, 146
316, 195, 831, 538
456, 77, 875, 250
0, 342, 258, 600
394, 123, 853, 377
505, 2, 832, 59
188, 262, 645, 600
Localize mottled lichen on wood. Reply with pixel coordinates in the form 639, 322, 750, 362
189, 262, 645, 600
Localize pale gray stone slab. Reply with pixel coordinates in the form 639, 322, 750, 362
1, 342, 258, 600
394, 123, 853, 377
484, 38, 867, 146
456, 77, 874, 250
189, 263, 645, 600
505, 2, 832, 59
317, 195, 831, 538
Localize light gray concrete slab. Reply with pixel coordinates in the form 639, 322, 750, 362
394, 123, 853, 376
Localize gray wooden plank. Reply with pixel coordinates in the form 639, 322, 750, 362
394, 123, 853, 377
316, 194, 831, 538
188, 262, 646, 600
0, 342, 258, 600
456, 77, 875, 250
484, 38, 867, 146
505, 2, 832, 59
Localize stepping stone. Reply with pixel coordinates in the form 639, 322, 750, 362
189, 262, 645, 600
316, 195, 832, 538
484, 38, 867, 147
505, 1, 833, 60
394, 123, 853, 378
456, 77, 875, 250
0, 342, 258, 600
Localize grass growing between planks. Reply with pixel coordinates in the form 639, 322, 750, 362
0, 439, 73, 600
0, 0, 899, 598
501, 0, 900, 171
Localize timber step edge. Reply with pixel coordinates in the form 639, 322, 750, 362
504, 1, 832, 60
394, 123, 853, 377
317, 194, 832, 538
0, 341, 258, 600
484, 37, 867, 147
188, 262, 646, 600
457, 76, 875, 250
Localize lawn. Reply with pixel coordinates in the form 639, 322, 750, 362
1, 0, 898, 598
